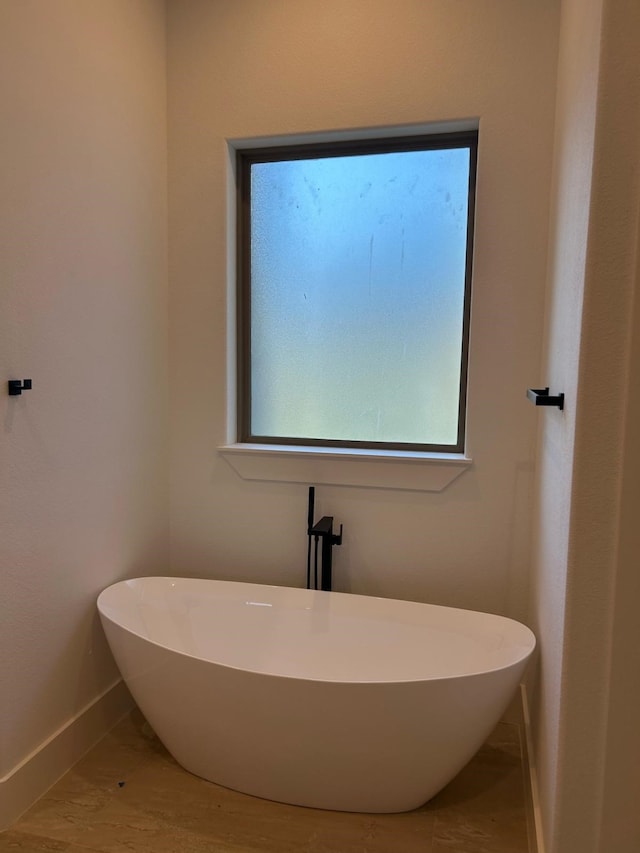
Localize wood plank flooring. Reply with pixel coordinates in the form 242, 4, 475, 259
1, 710, 531, 852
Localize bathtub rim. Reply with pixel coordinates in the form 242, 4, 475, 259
97, 575, 536, 687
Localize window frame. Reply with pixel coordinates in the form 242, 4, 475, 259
236, 130, 478, 454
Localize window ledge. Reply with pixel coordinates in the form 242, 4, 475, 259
219, 444, 472, 492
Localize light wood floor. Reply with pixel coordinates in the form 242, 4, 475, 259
1, 710, 531, 852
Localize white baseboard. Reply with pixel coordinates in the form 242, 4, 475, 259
521, 683, 546, 853
0, 679, 134, 831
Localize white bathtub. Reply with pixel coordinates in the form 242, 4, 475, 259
97, 577, 535, 813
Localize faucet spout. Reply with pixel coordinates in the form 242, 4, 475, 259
306, 488, 343, 591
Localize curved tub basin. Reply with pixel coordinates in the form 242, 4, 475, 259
97, 577, 535, 813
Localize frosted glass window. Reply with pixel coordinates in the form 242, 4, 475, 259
238, 132, 476, 451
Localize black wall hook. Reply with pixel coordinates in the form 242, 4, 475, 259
527, 387, 564, 410
8, 379, 32, 396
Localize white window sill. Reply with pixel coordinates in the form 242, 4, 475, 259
219, 444, 472, 492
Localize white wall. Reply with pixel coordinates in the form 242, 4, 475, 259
530, 0, 640, 850
528, 0, 602, 846
579, 11, 640, 852
167, 0, 560, 620
0, 0, 169, 825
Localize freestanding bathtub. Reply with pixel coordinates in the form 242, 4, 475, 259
97, 577, 535, 813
